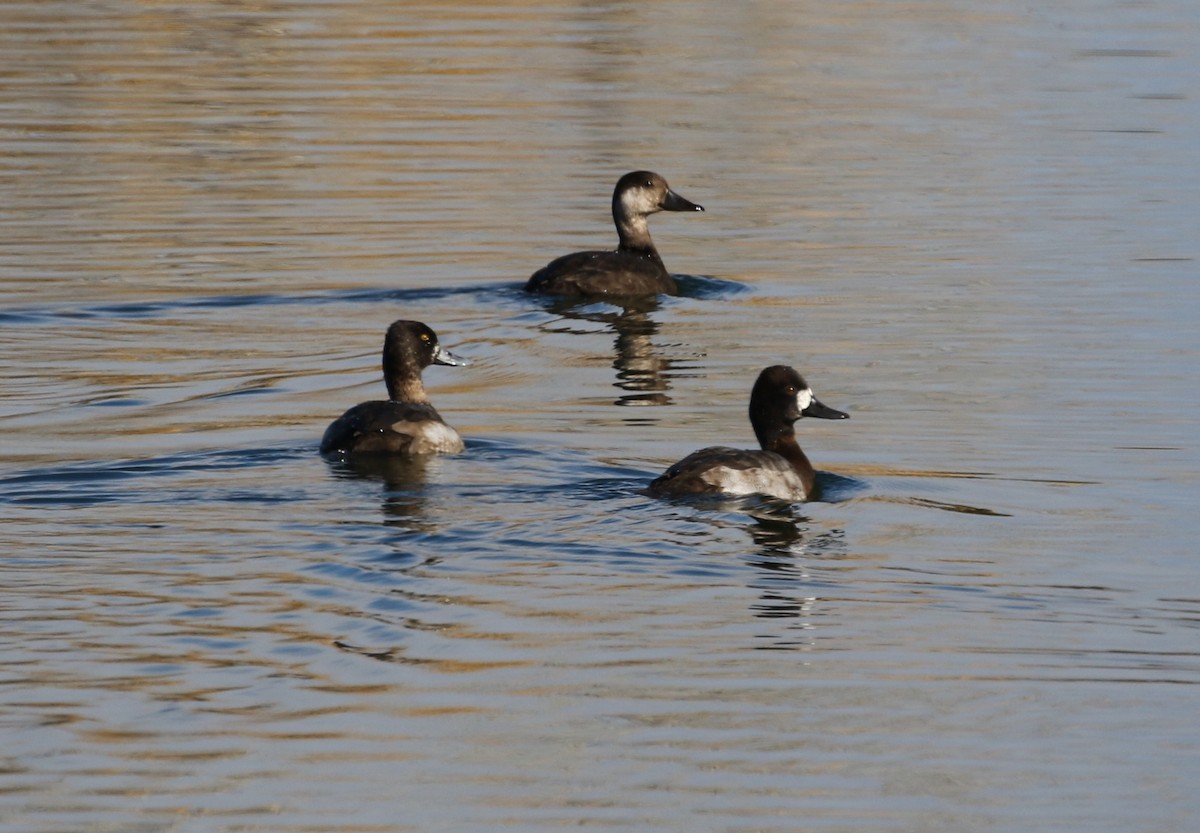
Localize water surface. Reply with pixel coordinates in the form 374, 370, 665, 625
2, 2, 1198, 831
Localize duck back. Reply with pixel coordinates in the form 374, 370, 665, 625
525, 170, 701, 297
648, 446, 814, 502
320, 401, 464, 456
526, 251, 677, 296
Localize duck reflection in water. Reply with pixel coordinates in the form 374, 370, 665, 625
544, 295, 684, 407
674, 499, 848, 649
745, 518, 849, 650
325, 454, 440, 536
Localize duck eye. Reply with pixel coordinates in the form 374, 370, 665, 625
420, 333, 430, 343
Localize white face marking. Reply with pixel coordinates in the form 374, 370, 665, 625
621, 186, 659, 215
796, 387, 814, 412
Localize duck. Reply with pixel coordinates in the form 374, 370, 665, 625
647, 365, 849, 502
525, 170, 704, 297
320, 320, 469, 456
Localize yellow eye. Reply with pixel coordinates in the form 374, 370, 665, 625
420, 333, 430, 343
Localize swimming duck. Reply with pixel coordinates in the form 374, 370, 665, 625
647, 365, 848, 502
525, 170, 704, 297
320, 320, 469, 456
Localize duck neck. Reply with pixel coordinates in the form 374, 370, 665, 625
383, 358, 429, 404
614, 212, 663, 263
757, 425, 817, 493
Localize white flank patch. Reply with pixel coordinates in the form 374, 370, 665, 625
388, 420, 465, 454
701, 465, 807, 502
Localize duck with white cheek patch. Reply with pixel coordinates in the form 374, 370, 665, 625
647, 365, 849, 502
320, 320, 469, 456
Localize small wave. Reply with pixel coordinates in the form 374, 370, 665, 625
672, 273, 751, 299
0, 444, 310, 508
0, 283, 524, 327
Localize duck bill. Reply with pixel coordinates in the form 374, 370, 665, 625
661, 188, 704, 213
803, 397, 849, 420
432, 344, 470, 367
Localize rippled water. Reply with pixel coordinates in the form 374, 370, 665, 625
2, 1, 1198, 831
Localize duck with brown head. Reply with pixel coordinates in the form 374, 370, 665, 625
647, 366, 849, 502
320, 320, 469, 456
525, 171, 704, 297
